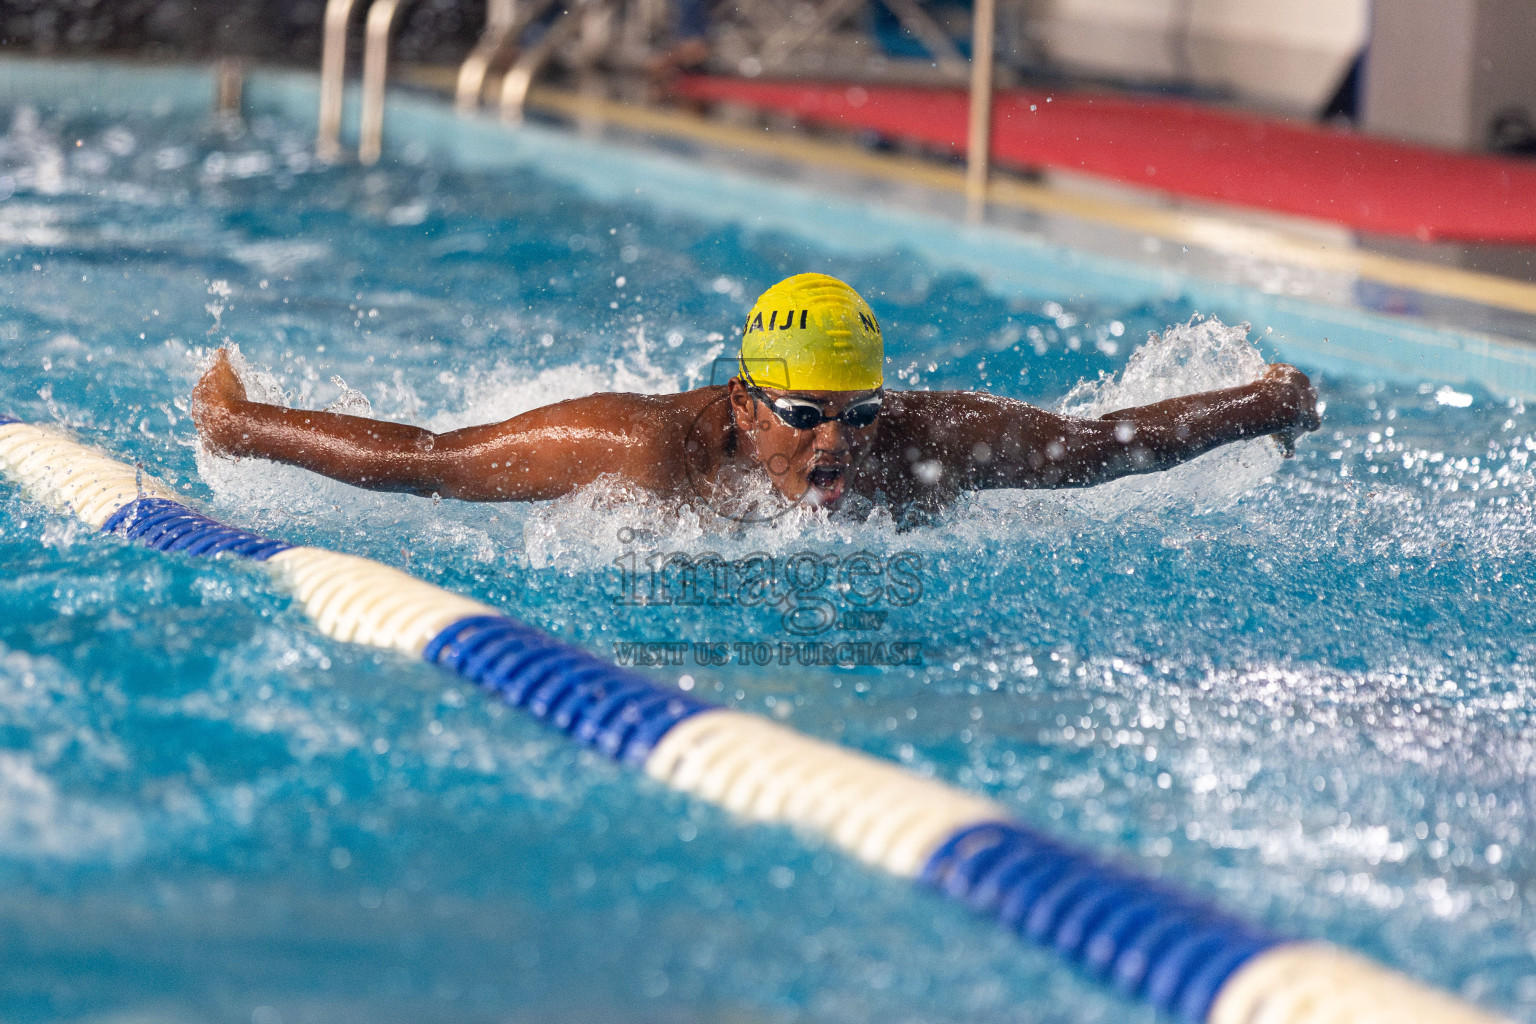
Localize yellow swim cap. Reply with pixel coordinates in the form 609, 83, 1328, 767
738, 273, 883, 392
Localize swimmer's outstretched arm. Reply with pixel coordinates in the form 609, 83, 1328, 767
191, 350, 674, 501
931, 363, 1320, 489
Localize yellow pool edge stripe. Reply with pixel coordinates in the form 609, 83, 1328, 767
523, 87, 1536, 319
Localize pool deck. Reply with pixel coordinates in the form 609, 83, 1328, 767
669, 76, 1536, 245
395, 66, 1536, 327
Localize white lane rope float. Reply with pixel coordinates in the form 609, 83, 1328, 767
0, 416, 1509, 1024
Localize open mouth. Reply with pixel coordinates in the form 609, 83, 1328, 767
807, 466, 842, 488
803, 465, 846, 506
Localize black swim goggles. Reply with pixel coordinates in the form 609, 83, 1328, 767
745, 384, 884, 431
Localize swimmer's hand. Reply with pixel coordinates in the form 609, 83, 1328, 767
1260, 363, 1321, 458
191, 348, 253, 455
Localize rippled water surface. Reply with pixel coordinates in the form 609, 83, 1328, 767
1, 83, 1534, 1024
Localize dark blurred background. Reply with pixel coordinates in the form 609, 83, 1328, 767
0, 0, 1532, 159
0, 0, 482, 65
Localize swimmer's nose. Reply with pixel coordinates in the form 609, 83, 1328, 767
812, 419, 852, 454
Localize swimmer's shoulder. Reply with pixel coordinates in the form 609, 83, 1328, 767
643, 385, 730, 435
875, 389, 1015, 446
895, 387, 1057, 420
503, 386, 720, 461
526, 386, 722, 427
597, 386, 731, 490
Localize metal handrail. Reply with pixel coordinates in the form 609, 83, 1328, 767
499, 0, 593, 123
360, 0, 412, 164
216, 58, 245, 117
317, 0, 360, 161
965, 0, 996, 221
456, 0, 518, 112
317, 0, 415, 164
322, 0, 996, 201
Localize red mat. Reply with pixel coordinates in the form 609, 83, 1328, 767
674, 76, 1536, 244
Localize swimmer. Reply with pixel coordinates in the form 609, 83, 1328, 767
192, 273, 1320, 516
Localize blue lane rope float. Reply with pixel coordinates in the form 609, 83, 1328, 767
102, 496, 295, 560
424, 615, 714, 765
0, 418, 1509, 1024
923, 821, 1281, 1022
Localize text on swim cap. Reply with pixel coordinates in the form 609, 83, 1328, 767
742, 309, 881, 335
745, 309, 809, 333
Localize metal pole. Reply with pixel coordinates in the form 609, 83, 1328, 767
215, 58, 245, 117
318, 0, 359, 162
499, 0, 589, 124
359, 0, 404, 165
456, 0, 518, 113
965, 0, 996, 222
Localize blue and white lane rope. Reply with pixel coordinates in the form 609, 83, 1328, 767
0, 418, 1507, 1024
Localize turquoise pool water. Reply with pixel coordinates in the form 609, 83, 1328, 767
1, 63, 1534, 1023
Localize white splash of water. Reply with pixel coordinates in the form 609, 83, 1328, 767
215, 343, 289, 405
1048, 316, 1281, 520
0, 202, 67, 246
422, 360, 663, 433
0, 105, 66, 195
324, 375, 373, 417
522, 470, 901, 571
228, 239, 332, 275
0, 646, 144, 863
0, 751, 145, 862
205, 279, 233, 336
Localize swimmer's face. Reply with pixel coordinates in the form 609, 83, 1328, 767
728, 380, 881, 509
